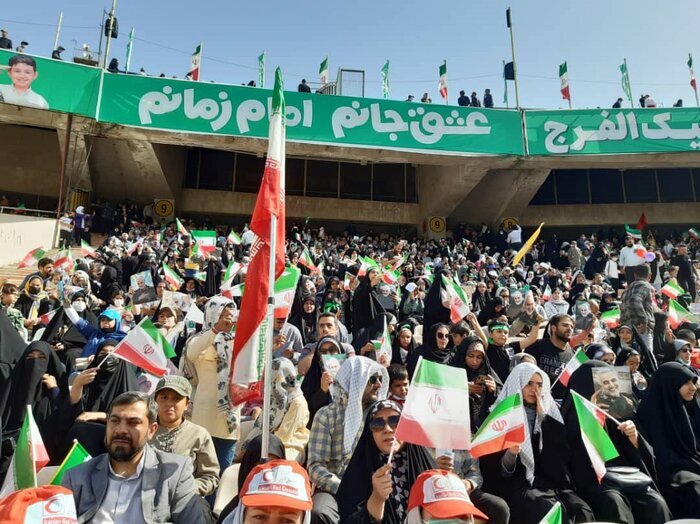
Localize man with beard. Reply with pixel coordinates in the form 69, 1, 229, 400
62, 391, 207, 523
526, 313, 575, 399
591, 368, 636, 419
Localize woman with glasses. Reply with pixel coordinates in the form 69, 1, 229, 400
336, 399, 436, 523
407, 323, 451, 379
672, 339, 694, 368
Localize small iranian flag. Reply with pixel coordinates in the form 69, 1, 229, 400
571, 390, 619, 482
319, 57, 329, 84
441, 275, 470, 324
176, 218, 189, 237
191, 230, 217, 257
600, 309, 621, 329
557, 348, 589, 387
227, 230, 242, 245
54, 248, 74, 273
190, 43, 202, 80
624, 224, 642, 239
0, 406, 50, 498
371, 315, 393, 364
661, 281, 685, 299
299, 247, 317, 271
222, 261, 243, 287
38, 309, 57, 326
221, 267, 300, 318
668, 299, 699, 329
542, 284, 552, 301
539, 501, 562, 524
358, 256, 379, 278
112, 317, 176, 377
689, 227, 699, 238
18, 246, 46, 269
422, 266, 434, 287
162, 262, 184, 290
470, 393, 526, 458
559, 62, 570, 101
50, 440, 91, 486
438, 60, 448, 100
395, 357, 471, 449
382, 267, 401, 285
689, 54, 697, 92
80, 240, 97, 258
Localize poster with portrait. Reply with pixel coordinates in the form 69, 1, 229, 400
591, 366, 635, 420
322, 354, 347, 379
162, 290, 193, 312
130, 270, 158, 305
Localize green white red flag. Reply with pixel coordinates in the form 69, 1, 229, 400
50, 440, 91, 486
470, 393, 526, 458
176, 218, 189, 237
112, 317, 176, 377
0, 406, 50, 498
319, 57, 329, 84
542, 284, 552, 301
230, 68, 286, 405
227, 230, 242, 245
438, 61, 448, 100
54, 248, 74, 273
661, 281, 685, 300
80, 240, 97, 258
381, 266, 401, 285
571, 390, 619, 482
17, 247, 46, 269
358, 255, 379, 278
441, 274, 470, 324
689, 227, 699, 238
557, 348, 589, 387
371, 315, 393, 364
689, 54, 697, 92
395, 357, 471, 449
298, 247, 317, 271
624, 224, 642, 239
191, 230, 217, 258
190, 43, 202, 80
38, 309, 57, 326
668, 299, 699, 329
600, 308, 621, 329
559, 62, 570, 101
221, 267, 300, 318
161, 262, 183, 290
539, 501, 562, 524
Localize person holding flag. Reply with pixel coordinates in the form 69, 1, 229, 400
480, 363, 595, 524
561, 361, 671, 523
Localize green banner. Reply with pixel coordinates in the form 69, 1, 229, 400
525, 108, 700, 155
99, 73, 524, 155
0, 50, 101, 117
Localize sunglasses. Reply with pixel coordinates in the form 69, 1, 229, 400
436, 332, 449, 339
369, 415, 400, 432
680, 347, 691, 353
368, 374, 383, 385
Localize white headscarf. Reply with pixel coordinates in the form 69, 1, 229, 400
492, 362, 563, 484
333, 355, 389, 456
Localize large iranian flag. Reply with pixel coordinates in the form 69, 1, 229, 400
395, 357, 471, 449
571, 390, 619, 482
17, 246, 46, 269
470, 393, 525, 458
668, 299, 699, 329
557, 348, 589, 387
112, 317, 175, 377
0, 406, 50, 498
190, 43, 202, 80
438, 61, 448, 100
661, 281, 685, 300
559, 62, 570, 101
230, 68, 286, 405
442, 274, 470, 324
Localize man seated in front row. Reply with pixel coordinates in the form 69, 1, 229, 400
62, 391, 208, 523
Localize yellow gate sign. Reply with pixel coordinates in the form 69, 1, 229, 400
501, 217, 519, 230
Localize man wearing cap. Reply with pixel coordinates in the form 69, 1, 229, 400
52, 46, 65, 60
0, 29, 11, 49
406, 469, 489, 523
220, 460, 312, 524
151, 375, 220, 498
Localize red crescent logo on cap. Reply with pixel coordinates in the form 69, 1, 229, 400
44, 496, 63, 514
491, 418, 508, 432
262, 470, 275, 481
431, 476, 448, 490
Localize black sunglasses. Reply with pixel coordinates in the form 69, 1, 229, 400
368, 374, 382, 385
436, 332, 449, 339
369, 415, 400, 432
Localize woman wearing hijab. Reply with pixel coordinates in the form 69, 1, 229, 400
477, 297, 507, 326
562, 361, 671, 523
636, 362, 700, 518
471, 281, 491, 314
406, 323, 451, 379
450, 336, 501, 432
615, 347, 648, 399
182, 295, 240, 472
289, 293, 318, 345
390, 323, 417, 366
15, 276, 51, 325
422, 267, 451, 333
98, 264, 121, 303
300, 336, 343, 427
480, 362, 594, 524
239, 358, 309, 463
0, 308, 28, 387
351, 268, 385, 340
336, 399, 437, 523
583, 342, 615, 364
215, 434, 287, 523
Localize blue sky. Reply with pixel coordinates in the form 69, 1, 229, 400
3, 0, 699, 109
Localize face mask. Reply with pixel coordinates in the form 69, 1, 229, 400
113, 299, 124, 307
72, 302, 87, 313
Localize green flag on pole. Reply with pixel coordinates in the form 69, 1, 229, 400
380, 60, 390, 99
620, 60, 633, 106
319, 57, 329, 84
258, 51, 265, 88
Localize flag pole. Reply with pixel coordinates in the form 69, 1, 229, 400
506, 7, 520, 109
102, 0, 117, 69
27, 404, 38, 487
198, 40, 203, 81
260, 212, 277, 461
691, 53, 699, 107
53, 11, 63, 53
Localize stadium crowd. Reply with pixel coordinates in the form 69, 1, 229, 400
0, 211, 699, 523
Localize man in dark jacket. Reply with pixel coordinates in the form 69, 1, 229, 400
671, 243, 696, 300
0, 29, 12, 50
458, 90, 470, 106
298, 79, 311, 93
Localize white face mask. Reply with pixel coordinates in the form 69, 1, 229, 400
72, 301, 87, 312
113, 299, 124, 307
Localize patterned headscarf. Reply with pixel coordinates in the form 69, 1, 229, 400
255, 357, 302, 433
491, 362, 562, 484
333, 356, 389, 456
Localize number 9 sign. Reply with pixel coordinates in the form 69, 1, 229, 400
154, 199, 174, 218
428, 216, 446, 233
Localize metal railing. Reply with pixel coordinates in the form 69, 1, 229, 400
0, 206, 57, 219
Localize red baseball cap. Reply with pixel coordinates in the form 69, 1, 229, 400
408, 470, 488, 520
240, 460, 312, 512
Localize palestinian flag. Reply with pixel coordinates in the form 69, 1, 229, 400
470, 393, 526, 458
189, 43, 202, 80
50, 440, 91, 486
227, 230, 242, 245
438, 61, 448, 100
0, 406, 50, 498
624, 224, 642, 239
162, 262, 183, 290
689, 227, 699, 238
441, 274, 470, 324
18, 247, 46, 269
395, 357, 471, 450
661, 281, 685, 300
571, 390, 619, 482
539, 502, 562, 524
176, 218, 189, 237
600, 309, 621, 329
559, 62, 570, 101
112, 317, 176, 377
298, 247, 317, 271
80, 240, 97, 258
371, 315, 393, 363
558, 348, 589, 387
319, 57, 329, 84
689, 54, 697, 92
54, 248, 74, 273
668, 299, 699, 329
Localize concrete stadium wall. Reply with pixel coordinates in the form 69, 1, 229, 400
0, 124, 61, 196
0, 214, 57, 266
521, 202, 700, 227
